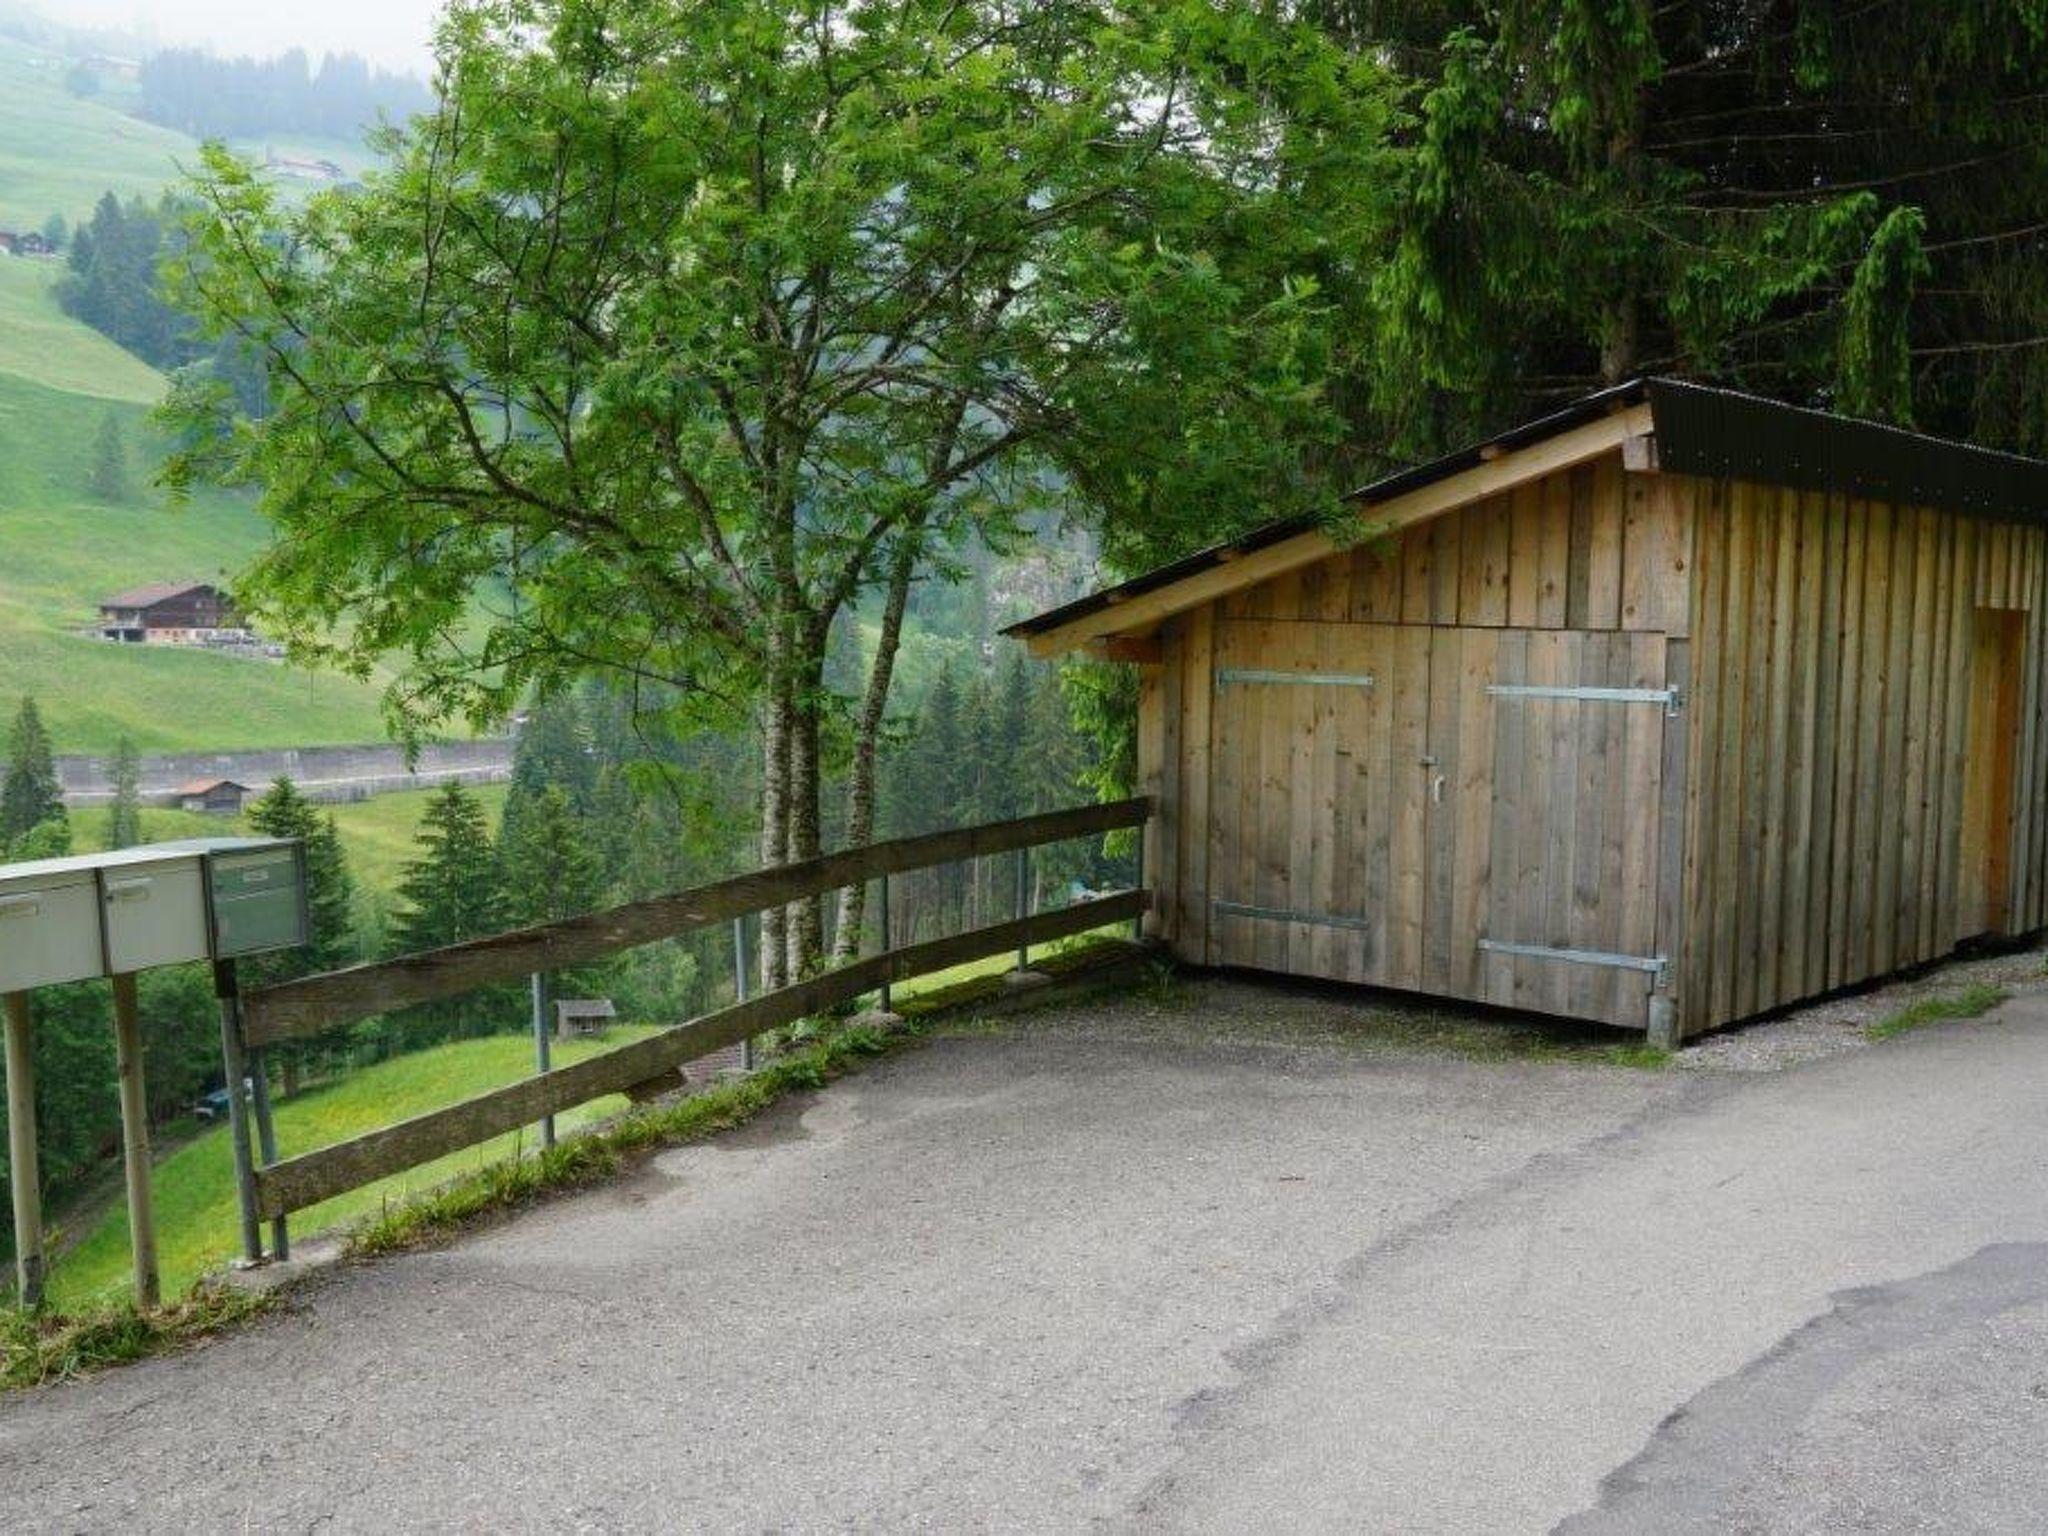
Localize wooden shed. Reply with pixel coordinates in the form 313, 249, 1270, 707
1006, 379, 2048, 1044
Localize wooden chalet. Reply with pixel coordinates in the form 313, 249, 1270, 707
176, 779, 248, 815
99, 582, 239, 644
1006, 378, 2048, 1044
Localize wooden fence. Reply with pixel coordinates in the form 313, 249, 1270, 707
231, 798, 1152, 1237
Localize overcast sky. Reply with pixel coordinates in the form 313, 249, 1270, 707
63, 0, 444, 73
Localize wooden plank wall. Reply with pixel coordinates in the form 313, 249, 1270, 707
1678, 478, 2048, 1036
1142, 453, 1688, 973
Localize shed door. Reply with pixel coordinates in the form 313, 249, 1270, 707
1438, 628, 1672, 1026
1207, 620, 1672, 1027
1206, 620, 1430, 989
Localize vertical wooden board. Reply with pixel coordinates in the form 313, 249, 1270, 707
1304, 630, 1344, 976
1283, 626, 1324, 972
1354, 538, 1402, 623
1566, 466, 1596, 629
1705, 482, 1747, 1030
1452, 629, 1499, 999
1205, 621, 1243, 964
1585, 454, 1625, 629
1654, 638, 1690, 1033
1802, 496, 1846, 997
1421, 627, 1461, 994
1916, 512, 1955, 958
1482, 631, 1528, 1007
1753, 486, 1797, 1012
1852, 500, 1894, 981
1385, 626, 1430, 988
1354, 625, 1394, 981
1731, 483, 1778, 1020
1676, 481, 1724, 1033
1460, 496, 1513, 626
1935, 520, 1976, 945
1252, 627, 1296, 971
1537, 471, 1573, 628
1399, 523, 1435, 625
1874, 506, 1919, 973
2014, 531, 2045, 923
1538, 633, 1583, 1017
1563, 635, 1615, 1018
1893, 509, 1937, 965
1828, 503, 1869, 988
1623, 472, 1694, 637
1507, 482, 1544, 628
1142, 626, 1176, 944
1598, 637, 1644, 1019
1429, 514, 1465, 625
1772, 489, 1820, 1004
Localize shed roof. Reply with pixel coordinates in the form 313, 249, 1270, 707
175, 778, 248, 796
1004, 378, 2048, 653
100, 581, 217, 610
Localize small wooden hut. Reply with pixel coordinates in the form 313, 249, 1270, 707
1006, 379, 2048, 1043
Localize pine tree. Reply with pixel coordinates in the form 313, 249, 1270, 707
1, 697, 66, 848
87, 410, 128, 501
391, 783, 504, 954
497, 785, 601, 927
105, 736, 142, 849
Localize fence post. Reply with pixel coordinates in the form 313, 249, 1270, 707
733, 917, 752, 1070
212, 959, 265, 1266
1014, 849, 1032, 973
877, 876, 892, 1015
3, 991, 44, 1308
247, 1045, 288, 1260
1133, 826, 1146, 941
109, 974, 161, 1306
531, 972, 555, 1149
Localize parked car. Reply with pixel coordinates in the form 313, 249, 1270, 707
192, 1078, 254, 1123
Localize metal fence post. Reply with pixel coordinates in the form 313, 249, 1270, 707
1015, 848, 1032, 973
211, 959, 264, 1266
247, 1045, 288, 1260
733, 916, 752, 1070
3, 991, 44, 1307
109, 973, 162, 1305
877, 876, 893, 1014
531, 971, 555, 1149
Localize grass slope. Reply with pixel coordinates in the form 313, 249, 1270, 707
48, 1025, 658, 1307
0, 35, 200, 228
0, 261, 392, 752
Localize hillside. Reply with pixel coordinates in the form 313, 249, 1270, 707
0, 41, 396, 754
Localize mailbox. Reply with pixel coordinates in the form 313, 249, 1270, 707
97, 847, 211, 974
203, 840, 309, 959
0, 858, 106, 992
0, 837, 308, 990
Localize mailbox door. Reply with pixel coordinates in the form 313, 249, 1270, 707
0, 869, 103, 991
100, 858, 210, 973
207, 845, 308, 958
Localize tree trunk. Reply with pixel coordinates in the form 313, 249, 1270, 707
784, 644, 827, 979
832, 525, 923, 961
758, 645, 792, 993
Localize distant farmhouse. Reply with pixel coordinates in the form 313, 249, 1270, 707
0, 230, 56, 258
99, 582, 247, 645
176, 778, 247, 815
263, 149, 346, 182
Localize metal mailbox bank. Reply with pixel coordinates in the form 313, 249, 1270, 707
0, 837, 308, 1307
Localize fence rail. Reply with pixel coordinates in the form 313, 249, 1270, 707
244, 797, 1151, 1047
237, 797, 1152, 1227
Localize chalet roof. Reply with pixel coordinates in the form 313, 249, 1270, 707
100, 581, 217, 610
175, 778, 248, 796
1004, 377, 2048, 653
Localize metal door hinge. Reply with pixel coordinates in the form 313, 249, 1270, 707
1477, 938, 1668, 976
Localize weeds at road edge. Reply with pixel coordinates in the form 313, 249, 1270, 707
346, 1024, 900, 1259
1, 1283, 276, 1391
1866, 983, 2010, 1041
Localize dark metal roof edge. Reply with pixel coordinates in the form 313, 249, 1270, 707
1004, 377, 2048, 640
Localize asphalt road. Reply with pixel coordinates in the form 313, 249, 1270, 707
4, 980, 2048, 1532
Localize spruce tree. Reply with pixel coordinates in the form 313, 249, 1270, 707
106, 736, 142, 849
391, 783, 504, 954
87, 410, 128, 501
498, 785, 601, 927
1, 697, 66, 848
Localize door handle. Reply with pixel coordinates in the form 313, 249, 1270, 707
1431, 774, 1446, 805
